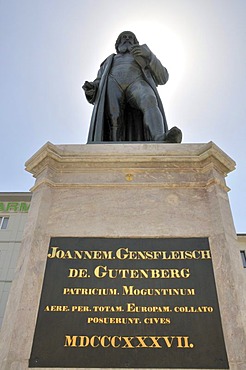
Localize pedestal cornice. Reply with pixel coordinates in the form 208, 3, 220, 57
25, 142, 236, 192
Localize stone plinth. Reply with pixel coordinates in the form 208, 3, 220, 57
0, 142, 245, 370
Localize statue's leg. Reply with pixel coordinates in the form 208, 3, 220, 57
127, 80, 165, 141
106, 76, 125, 141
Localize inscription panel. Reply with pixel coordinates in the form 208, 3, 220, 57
29, 237, 228, 368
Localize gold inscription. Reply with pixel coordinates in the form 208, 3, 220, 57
174, 306, 213, 313
87, 317, 141, 324
71, 306, 91, 312
122, 285, 195, 296
64, 335, 194, 349
126, 303, 172, 313
47, 246, 211, 261
44, 305, 70, 312
144, 317, 171, 324
94, 266, 190, 279
93, 305, 124, 312
68, 268, 90, 278
63, 287, 119, 295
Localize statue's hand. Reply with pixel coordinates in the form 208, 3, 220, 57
82, 81, 98, 104
82, 81, 96, 92
130, 44, 151, 61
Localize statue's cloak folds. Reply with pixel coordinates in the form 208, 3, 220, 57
86, 52, 169, 142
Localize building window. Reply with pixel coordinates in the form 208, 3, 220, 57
240, 251, 246, 268
0, 216, 9, 229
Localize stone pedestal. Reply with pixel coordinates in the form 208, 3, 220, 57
0, 142, 245, 369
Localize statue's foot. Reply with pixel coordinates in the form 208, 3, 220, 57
164, 126, 182, 143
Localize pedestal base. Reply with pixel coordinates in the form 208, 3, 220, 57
0, 142, 245, 369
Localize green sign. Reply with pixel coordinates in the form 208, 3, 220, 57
0, 202, 30, 213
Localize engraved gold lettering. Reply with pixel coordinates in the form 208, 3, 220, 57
47, 247, 59, 258
48, 247, 115, 260
63, 287, 118, 295
64, 335, 195, 349
111, 336, 121, 348
90, 336, 100, 348
64, 335, 77, 347
94, 266, 190, 279
93, 305, 124, 312
101, 336, 111, 348
71, 306, 91, 312
44, 305, 69, 312
126, 303, 171, 313
149, 336, 162, 348
200, 250, 211, 259
47, 247, 211, 260
174, 306, 213, 313
87, 317, 141, 324
176, 336, 193, 348
136, 336, 148, 348
122, 285, 195, 296
79, 336, 90, 347
122, 336, 134, 348
162, 336, 175, 348
143, 317, 171, 324
68, 268, 89, 278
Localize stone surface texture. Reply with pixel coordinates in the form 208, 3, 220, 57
0, 142, 245, 370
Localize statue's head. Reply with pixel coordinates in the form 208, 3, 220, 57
115, 31, 139, 53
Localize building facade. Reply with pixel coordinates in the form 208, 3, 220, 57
0, 192, 31, 328
238, 234, 246, 268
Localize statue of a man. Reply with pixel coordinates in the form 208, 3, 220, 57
83, 31, 182, 143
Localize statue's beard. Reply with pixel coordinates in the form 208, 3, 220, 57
118, 41, 134, 53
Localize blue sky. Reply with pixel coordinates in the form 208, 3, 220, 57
0, 0, 245, 232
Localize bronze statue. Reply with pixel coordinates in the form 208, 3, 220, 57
83, 31, 182, 143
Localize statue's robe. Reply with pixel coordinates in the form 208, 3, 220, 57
86, 49, 169, 142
